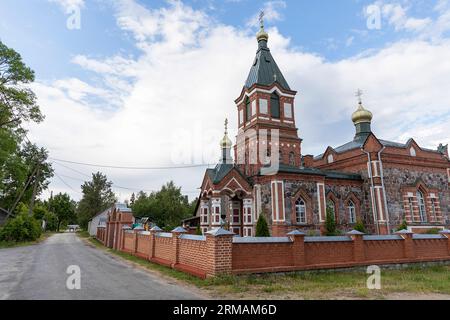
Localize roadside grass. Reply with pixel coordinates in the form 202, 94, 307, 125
0, 232, 55, 249
82, 236, 450, 299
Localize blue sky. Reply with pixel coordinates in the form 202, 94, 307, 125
1, 0, 450, 200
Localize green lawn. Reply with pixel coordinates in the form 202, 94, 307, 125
83, 236, 450, 300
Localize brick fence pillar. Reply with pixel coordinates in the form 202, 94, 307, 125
205, 228, 234, 277
149, 226, 162, 260
287, 230, 305, 267
440, 229, 450, 255
347, 230, 365, 262
171, 227, 187, 267
396, 229, 415, 259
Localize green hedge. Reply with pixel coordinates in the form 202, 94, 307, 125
0, 213, 42, 242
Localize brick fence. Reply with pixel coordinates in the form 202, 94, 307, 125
96, 226, 450, 278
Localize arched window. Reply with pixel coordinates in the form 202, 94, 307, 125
327, 154, 334, 164
410, 147, 416, 157
417, 191, 427, 222
270, 92, 280, 118
289, 152, 295, 166
295, 198, 306, 224
245, 97, 251, 122
348, 200, 356, 224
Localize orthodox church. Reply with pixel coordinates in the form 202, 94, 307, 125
191, 22, 450, 236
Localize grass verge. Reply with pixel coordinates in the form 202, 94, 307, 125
0, 232, 55, 249
82, 236, 450, 300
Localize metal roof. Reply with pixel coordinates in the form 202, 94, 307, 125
244, 40, 291, 91
260, 164, 362, 181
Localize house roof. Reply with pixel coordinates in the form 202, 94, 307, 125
260, 164, 362, 181
244, 39, 291, 91
315, 137, 443, 160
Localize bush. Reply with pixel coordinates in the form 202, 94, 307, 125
354, 219, 367, 233
0, 213, 42, 242
425, 228, 441, 235
195, 225, 202, 235
44, 212, 58, 232
255, 214, 270, 237
397, 220, 408, 231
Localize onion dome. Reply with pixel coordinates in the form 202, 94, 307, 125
352, 102, 373, 125
256, 25, 269, 43
220, 119, 232, 148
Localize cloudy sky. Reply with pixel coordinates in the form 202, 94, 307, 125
1, 0, 449, 202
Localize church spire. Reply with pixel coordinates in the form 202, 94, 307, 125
244, 12, 291, 91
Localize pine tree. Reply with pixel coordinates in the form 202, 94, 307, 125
255, 214, 270, 237
354, 219, 367, 233
325, 206, 337, 236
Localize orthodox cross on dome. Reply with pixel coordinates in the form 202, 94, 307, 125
224, 118, 228, 135
259, 10, 265, 29
355, 89, 363, 104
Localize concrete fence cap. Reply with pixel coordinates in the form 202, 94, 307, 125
122, 225, 132, 230
133, 226, 145, 231
439, 229, 450, 234
205, 228, 235, 237
171, 226, 187, 233
287, 230, 305, 236
395, 229, 414, 234
347, 230, 365, 235
150, 226, 163, 232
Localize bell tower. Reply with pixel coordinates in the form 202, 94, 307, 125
234, 15, 302, 176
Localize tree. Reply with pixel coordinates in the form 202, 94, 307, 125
255, 214, 270, 237
325, 206, 337, 236
0, 41, 43, 129
0, 202, 41, 242
49, 193, 76, 232
195, 225, 202, 235
130, 192, 135, 207
354, 219, 367, 234
131, 181, 194, 230
77, 172, 116, 229
0, 41, 52, 218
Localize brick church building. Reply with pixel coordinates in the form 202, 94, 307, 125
193, 22, 450, 236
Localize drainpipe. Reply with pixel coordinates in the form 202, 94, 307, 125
362, 148, 380, 235
378, 146, 391, 234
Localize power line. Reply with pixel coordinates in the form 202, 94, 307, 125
50, 157, 213, 170
54, 172, 82, 195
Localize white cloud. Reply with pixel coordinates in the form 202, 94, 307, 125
31, 0, 450, 201
48, 0, 85, 12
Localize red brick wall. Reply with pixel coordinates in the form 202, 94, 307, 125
123, 232, 135, 253
136, 233, 150, 259
414, 239, 448, 258
178, 239, 209, 273
304, 242, 354, 265
103, 227, 450, 278
232, 243, 293, 270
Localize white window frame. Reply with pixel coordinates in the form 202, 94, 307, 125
211, 198, 221, 226
284, 103, 292, 118
295, 198, 307, 224
200, 202, 209, 225
431, 198, 437, 221
348, 201, 356, 224
244, 227, 253, 237
417, 191, 427, 222
259, 99, 268, 114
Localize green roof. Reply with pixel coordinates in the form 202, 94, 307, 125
245, 39, 291, 91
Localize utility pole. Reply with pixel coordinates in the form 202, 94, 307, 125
6, 164, 39, 220
29, 162, 41, 216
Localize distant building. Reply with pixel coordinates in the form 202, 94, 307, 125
88, 203, 132, 236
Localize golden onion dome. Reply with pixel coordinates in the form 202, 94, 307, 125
352, 102, 373, 125
256, 26, 269, 42
220, 118, 232, 148
220, 135, 232, 148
